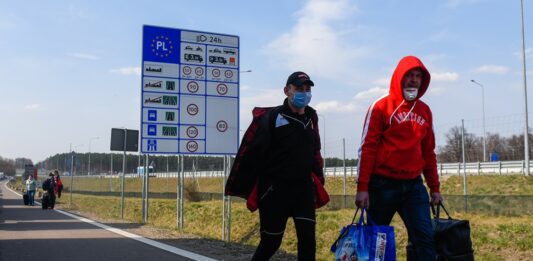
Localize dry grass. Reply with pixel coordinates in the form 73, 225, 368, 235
9, 175, 533, 260
46, 193, 532, 261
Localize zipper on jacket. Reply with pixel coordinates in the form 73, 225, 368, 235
280, 113, 311, 129
259, 185, 274, 201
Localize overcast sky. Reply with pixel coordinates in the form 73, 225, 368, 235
0, 0, 532, 163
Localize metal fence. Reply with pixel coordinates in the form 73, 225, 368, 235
28, 159, 531, 243
86, 160, 530, 178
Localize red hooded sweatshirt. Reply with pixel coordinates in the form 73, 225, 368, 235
357, 56, 440, 194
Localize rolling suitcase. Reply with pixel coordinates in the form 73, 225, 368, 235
42, 192, 49, 210
23, 193, 29, 205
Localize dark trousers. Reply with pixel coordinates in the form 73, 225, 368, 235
27, 190, 35, 205
251, 179, 316, 261
368, 175, 436, 261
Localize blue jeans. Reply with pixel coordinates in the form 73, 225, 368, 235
368, 175, 436, 261
27, 190, 35, 205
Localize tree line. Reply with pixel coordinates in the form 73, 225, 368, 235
0, 157, 33, 176
33, 153, 359, 175
437, 126, 533, 163
3, 126, 531, 176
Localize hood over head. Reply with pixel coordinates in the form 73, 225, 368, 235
389, 56, 431, 102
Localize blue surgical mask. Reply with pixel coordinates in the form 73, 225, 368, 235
291, 91, 312, 108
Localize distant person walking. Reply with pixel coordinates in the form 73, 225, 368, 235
53, 170, 63, 198
42, 173, 56, 209
25, 175, 37, 206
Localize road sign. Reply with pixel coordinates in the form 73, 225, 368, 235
110, 128, 139, 152
140, 25, 239, 155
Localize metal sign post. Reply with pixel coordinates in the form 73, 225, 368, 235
69, 149, 74, 208
142, 154, 150, 223
461, 119, 468, 212
110, 128, 139, 219
222, 155, 232, 241
121, 129, 127, 219
179, 155, 184, 229
176, 155, 181, 229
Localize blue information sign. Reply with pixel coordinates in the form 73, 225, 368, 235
140, 25, 240, 155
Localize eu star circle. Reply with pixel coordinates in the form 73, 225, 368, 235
151, 35, 174, 58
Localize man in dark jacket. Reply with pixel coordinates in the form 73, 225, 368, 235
42, 172, 56, 209
225, 71, 326, 261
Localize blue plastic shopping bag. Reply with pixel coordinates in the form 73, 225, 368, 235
331, 208, 396, 261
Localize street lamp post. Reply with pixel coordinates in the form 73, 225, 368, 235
520, 0, 530, 176
88, 137, 100, 175
318, 114, 326, 172
470, 80, 487, 161
69, 143, 83, 207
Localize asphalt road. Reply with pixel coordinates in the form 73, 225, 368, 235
0, 180, 213, 261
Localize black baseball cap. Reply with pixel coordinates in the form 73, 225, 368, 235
286, 71, 314, 87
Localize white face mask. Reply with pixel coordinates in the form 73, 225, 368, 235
403, 87, 418, 101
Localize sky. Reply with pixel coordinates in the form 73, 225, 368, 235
0, 0, 532, 163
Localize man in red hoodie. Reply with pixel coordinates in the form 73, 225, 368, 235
355, 56, 443, 259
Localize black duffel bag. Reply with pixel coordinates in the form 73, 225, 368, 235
431, 202, 474, 261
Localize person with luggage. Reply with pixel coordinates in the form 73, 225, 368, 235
25, 175, 37, 206
225, 71, 327, 261
42, 172, 56, 209
53, 170, 63, 198
355, 56, 443, 259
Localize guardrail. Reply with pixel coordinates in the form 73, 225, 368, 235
322, 160, 531, 176
72, 160, 531, 179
